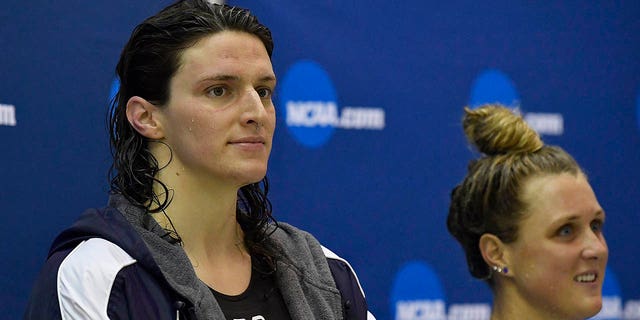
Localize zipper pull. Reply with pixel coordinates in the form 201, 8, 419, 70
174, 301, 186, 320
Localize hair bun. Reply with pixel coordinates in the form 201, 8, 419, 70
462, 104, 543, 156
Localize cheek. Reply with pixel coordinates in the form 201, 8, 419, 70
187, 111, 223, 139
171, 115, 222, 158
518, 244, 575, 281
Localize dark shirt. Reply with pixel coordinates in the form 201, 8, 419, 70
211, 259, 292, 320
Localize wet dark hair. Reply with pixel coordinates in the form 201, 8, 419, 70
447, 104, 581, 282
108, 0, 276, 265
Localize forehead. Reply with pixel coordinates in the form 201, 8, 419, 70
177, 30, 273, 76
519, 173, 600, 228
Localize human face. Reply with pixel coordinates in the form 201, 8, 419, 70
506, 173, 608, 319
157, 31, 276, 189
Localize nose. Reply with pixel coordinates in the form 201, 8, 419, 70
581, 229, 608, 261
240, 88, 268, 127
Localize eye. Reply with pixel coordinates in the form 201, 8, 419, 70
207, 86, 227, 97
557, 224, 573, 237
591, 220, 604, 233
256, 87, 272, 98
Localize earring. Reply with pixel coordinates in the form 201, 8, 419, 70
492, 265, 508, 274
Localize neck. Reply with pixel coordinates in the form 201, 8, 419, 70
151, 159, 246, 259
491, 282, 564, 320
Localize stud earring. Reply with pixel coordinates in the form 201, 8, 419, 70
492, 265, 508, 274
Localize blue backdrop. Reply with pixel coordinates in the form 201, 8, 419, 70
2, 1, 639, 319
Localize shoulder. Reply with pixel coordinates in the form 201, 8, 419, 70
272, 223, 376, 319
271, 223, 361, 283
59, 238, 137, 319
25, 238, 137, 319
321, 246, 365, 297
271, 222, 318, 244
322, 246, 376, 320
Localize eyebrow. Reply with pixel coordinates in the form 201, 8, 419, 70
198, 74, 276, 83
553, 210, 605, 225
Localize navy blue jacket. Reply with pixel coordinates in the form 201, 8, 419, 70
24, 196, 374, 320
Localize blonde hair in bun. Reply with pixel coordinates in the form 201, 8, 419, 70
463, 104, 543, 156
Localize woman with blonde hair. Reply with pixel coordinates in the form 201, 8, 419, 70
448, 104, 608, 319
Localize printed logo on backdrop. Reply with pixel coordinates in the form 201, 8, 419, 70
390, 261, 447, 320
469, 69, 563, 136
0, 103, 17, 126
278, 60, 385, 148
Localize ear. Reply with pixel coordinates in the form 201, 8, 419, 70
126, 96, 165, 139
479, 233, 510, 274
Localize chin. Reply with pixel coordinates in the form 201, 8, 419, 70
575, 297, 603, 319
238, 171, 268, 186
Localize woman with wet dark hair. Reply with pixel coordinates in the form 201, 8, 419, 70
25, 1, 374, 319
448, 104, 608, 320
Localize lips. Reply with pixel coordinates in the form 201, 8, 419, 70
229, 136, 266, 144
